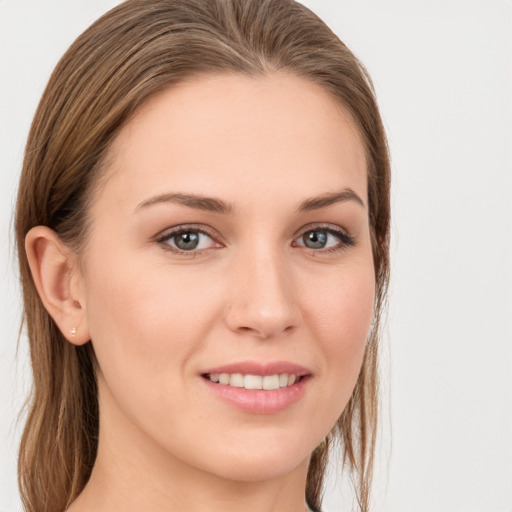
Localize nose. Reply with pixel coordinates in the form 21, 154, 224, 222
224, 247, 302, 340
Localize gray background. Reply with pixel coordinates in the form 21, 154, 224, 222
1, 1, 511, 511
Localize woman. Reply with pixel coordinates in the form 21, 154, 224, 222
15, 0, 390, 511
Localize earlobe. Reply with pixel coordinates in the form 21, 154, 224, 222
25, 226, 90, 345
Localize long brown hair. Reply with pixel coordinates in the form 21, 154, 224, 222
15, 1, 390, 511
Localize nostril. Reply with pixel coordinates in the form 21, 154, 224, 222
234, 323, 297, 339
224, 297, 301, 340
237, 325, 271, 338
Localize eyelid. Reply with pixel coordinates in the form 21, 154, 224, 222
155, 224, 223, 254
293, 223, 356, 251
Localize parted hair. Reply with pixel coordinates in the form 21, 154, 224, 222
15, 1, 390, 511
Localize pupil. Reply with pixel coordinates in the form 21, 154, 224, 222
176, 232, 199, 250
304, 230, 327, 249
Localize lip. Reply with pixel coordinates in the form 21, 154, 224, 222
202, 361, 311, 377
200, 360, 312, 414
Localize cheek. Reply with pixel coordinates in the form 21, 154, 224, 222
306, 261, 375, 412
81, 250, 219, 406
309, 259, 375, 343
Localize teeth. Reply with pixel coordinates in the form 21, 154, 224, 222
229, 373, 244, 387
207, 372, 300, 390
263, 375, 280, 390
244, 375, 263, 389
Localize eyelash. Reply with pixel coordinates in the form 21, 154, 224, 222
155, 223, 355, 256
292, 225, 356, 253
155, 224, 220, 255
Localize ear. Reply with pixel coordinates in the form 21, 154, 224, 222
25, 226, 90, 345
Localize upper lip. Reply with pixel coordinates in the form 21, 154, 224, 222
202, 361, 311, 377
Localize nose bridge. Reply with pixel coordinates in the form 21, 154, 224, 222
225, 240, 301, 339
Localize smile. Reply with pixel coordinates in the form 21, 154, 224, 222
200, 362, 311, 414
205, 373, 298, 390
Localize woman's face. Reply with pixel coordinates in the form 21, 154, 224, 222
77, 72, 375, 483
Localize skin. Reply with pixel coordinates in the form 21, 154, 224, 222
26, 72, 375, 512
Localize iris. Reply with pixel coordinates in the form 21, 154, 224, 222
303, 230, 328, 249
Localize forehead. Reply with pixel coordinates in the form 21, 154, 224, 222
94, 72, 367, 214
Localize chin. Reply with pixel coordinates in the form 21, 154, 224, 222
182, 433, 316, 483
205, 453, 309, 483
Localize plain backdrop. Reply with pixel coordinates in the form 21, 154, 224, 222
1, 1, 511, 511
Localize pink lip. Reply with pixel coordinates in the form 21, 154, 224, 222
200, 360, 312, 415
202, 360, 311, 377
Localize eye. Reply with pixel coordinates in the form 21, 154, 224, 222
157, 226, 220, 253
294, 227, 355, 252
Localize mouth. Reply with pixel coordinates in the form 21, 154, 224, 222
200, 362, 311, 414
202, 372, 306, 390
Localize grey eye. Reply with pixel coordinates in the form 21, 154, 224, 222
173, 231, 201, 250
302, 230, 328, 249
158, 226, 221, 254
160, 229, 216, 252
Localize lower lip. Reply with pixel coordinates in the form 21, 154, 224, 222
201, 376, 310, 414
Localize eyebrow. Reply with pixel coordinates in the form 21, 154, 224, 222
135, 193, 233, 214
297, 188, 365, 211
134, 188, 365, 214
